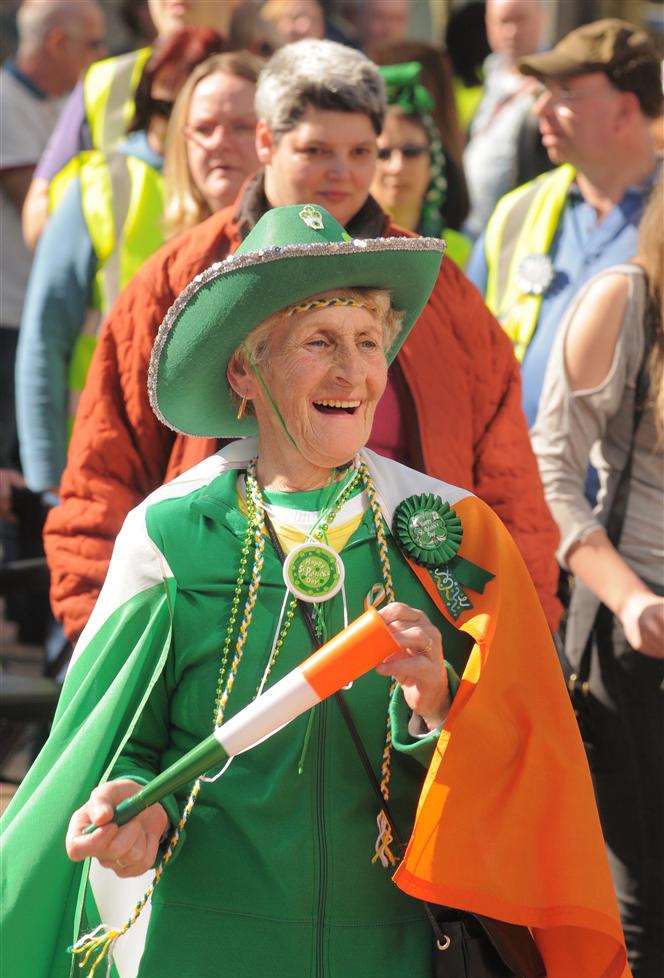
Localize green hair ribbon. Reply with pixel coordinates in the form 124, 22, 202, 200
377, 61, 448, 239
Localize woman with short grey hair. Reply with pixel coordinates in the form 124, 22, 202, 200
255, 38, 386, 137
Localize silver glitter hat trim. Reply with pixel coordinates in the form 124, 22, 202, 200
148, 235, 446, 434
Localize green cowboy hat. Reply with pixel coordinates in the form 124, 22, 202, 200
149, 203, 445, 437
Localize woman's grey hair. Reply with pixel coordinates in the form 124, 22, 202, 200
255, 39, 386, 137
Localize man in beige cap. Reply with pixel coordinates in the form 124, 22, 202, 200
467, 18, 662, 427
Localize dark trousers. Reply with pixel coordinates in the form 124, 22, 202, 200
575, 585, 664, 978
0, 325, 52, 643
0, 325, 19, 468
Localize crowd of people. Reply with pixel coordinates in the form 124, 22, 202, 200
1, 2, 662, 978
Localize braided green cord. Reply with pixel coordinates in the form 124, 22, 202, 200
287, 296, 368, 316
356, 460, 400, 867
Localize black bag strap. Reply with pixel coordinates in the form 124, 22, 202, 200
262, 513, 544, 976
260, 520, 433, 905
605, 290, 654, 548
572, 284, 655, 683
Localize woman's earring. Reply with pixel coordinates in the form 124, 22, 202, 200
237, 395, 248, 420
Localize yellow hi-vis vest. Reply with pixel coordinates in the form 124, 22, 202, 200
484, 163, 576, 361
84, 47, 152, 151
48, 47, 152, 216
65, 151, 164, 425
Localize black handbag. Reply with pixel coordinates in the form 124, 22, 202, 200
430, 911, 545, 978
263, 516, 545, 978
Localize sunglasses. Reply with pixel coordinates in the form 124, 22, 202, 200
377, 144, 429, 161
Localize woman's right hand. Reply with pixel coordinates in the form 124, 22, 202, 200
66, 779, 169, 878
619, 591, 664, 659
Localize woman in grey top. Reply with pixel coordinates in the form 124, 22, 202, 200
531, 177, 663, 978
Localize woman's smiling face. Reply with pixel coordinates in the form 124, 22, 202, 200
259, 108, 378, 228
230, 296, 389, 473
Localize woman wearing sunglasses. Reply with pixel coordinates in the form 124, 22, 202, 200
370, 62, 472, 269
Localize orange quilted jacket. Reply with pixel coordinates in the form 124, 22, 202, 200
44, 202, 561, 640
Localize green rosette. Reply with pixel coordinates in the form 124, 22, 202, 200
394, 493, 462, 567
394, 494, 494, 620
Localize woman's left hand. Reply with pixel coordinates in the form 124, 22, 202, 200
376, 602, 450, 730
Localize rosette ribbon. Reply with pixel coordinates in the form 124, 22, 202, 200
394, 493, 494, 620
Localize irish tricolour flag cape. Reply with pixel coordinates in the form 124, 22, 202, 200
1, 441, 628, 978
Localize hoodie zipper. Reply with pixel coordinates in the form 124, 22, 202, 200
314, 699, 328, 978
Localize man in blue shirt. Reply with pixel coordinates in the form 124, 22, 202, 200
467, 18, 661, 427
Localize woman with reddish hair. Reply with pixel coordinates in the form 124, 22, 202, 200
128, 26, 229, 135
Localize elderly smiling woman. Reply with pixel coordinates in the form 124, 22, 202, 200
2, 207, 631, 978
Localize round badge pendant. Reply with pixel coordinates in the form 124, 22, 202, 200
516, 253, 554, 296
283, 542, 345, 603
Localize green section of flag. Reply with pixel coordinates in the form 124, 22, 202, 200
0, 579, 175, 978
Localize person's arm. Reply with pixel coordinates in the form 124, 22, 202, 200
23, 82, 89, 249
465, 232, 489, 293
0, 165, 34, 211
568, 532, 663, 657
67, 662, 184, 878
16, 178, 95, 493
21, 177, 50, 251
42, 252, 179, 642
389, 662, 460, 768
532, 272, 664, 659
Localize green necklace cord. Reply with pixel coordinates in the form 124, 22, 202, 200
249, 357, 300, 451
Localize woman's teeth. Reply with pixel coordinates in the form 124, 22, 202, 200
313, 399, 360, 414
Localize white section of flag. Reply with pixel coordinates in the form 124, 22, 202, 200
89, 862, 153, 978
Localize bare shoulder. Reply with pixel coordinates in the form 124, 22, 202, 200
564, 271, 632, 391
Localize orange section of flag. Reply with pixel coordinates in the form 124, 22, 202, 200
301, 607, 399, 700
395, 496, 630, 978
